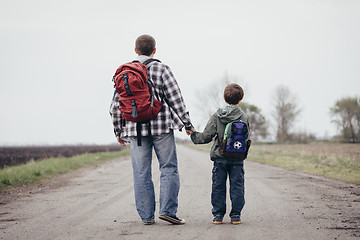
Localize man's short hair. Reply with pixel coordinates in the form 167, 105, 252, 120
135, 35, 156, 56
224, 83, 244, 105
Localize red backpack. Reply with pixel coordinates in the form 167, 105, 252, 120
113, 59, 162, 123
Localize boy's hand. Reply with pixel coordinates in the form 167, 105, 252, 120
186, 129, 196, 135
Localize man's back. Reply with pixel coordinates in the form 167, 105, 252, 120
110, 55, 193, 139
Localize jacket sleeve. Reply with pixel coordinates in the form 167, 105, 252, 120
162, 66, 194, 130
190, 114, 217, 144
109, 90, 122, 137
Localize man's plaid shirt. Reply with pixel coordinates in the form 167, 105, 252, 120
109, 56, 193, 139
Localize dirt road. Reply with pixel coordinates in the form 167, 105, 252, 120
1, 145, 359, 240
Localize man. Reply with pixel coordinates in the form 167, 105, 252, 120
109, 34, 194, 225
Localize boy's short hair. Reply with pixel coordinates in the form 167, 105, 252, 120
135, 34, 156, 56
224, 83, 244, 105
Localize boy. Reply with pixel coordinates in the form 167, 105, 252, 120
190, 83, 249, 224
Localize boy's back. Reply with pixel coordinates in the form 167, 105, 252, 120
191, 104, 249, 161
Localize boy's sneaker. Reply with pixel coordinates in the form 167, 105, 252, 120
230, 216, 241, 225
159, 214, 186, 225
143, 219, 155, 225
213, 215, 223, 224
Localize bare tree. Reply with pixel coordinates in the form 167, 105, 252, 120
330, 96, 360, 143
193, 72, 235, 119
194, 80, 226, 120
272, 85, 301, 142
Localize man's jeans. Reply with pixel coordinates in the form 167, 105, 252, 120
129, 130, 180, 222
211, 160, 245, 218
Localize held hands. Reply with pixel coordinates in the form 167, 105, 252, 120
186, 129, 196, 136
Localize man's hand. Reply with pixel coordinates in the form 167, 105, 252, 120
117, 137, 128, 146
186, 129, 195, 136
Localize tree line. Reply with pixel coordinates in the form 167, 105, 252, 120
194, 76, 359, 143
331, 97, 360, 143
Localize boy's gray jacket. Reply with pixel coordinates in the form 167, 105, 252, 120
191, 106, 249, 161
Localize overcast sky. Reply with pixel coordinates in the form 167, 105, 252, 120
1, 0, 359, 145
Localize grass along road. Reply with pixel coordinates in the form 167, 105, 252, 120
0, 149, 130, 191
187, 142, 360, 184
1, 142, 358, 191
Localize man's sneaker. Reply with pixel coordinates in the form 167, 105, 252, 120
230, 216, 241, 225
159, 214, 186, 225
213, 216, 223, 224
143, 219, 155, 225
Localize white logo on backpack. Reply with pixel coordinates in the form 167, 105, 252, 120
233, 141, 242, 149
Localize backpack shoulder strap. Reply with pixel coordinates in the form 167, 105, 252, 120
143, 58, 161, 66
142, 58, 162, 101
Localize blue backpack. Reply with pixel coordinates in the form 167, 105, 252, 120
219, 119, 251, 160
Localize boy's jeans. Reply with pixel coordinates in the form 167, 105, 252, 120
211, 160, 245, 218
129, 130, 180, 222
